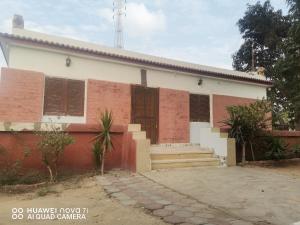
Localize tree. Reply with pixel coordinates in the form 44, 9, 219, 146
94, 110, 114, 175
233, 1, 290, 78
233, 1, 297, 129
36, 124, 74, 182
223, 100, 271, 164
274, 0, 300, 129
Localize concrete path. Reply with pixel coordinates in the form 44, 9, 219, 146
144, 167, 300, 225
97, 173, 264, 225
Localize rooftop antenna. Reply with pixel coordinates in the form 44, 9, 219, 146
251, 40, 255, 71
113, 0, 126, 49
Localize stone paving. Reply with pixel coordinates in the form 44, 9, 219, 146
96, 174, 258, 225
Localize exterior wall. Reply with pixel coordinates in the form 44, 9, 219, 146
9, 46, 141, 85
86, 79, 131, 125
159, 88, 189, 143
9, 45, 267, 100
0, 124, 137, 172
0, 68, 44, 122
212, 94, 257, 128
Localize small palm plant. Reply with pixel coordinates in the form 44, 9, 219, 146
94, 110, 114, 175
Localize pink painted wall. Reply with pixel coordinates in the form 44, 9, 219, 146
0, 68, 44, 122
159, 88, 189, 143
0, 124, 137, 173
213, 94, 257, 128
86, 79, 131, 125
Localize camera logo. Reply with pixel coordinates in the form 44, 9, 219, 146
11, 208, 23, 220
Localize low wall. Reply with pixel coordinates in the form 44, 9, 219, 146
236, 130, 300, 162
0, 124, 136, 173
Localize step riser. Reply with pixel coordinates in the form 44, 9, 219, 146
151, 153, 213, 160
152, 160, 220, 170
132, 131, 146, 140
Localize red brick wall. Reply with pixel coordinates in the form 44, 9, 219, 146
86, 79, 131, 125
159, 88, 189, 143
213, 94, 257, 128
0, 68, 44, 122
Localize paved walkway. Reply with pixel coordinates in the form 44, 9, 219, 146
97, 174, 260, 225
144, 167, 300, 225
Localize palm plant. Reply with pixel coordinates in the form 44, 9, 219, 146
223, 100, 271, 164
94, 110, 114, 175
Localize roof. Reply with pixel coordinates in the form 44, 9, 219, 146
0, 29, 273, 86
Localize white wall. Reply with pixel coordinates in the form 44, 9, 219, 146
8, 45, 267, 100
190, 123, 228, 159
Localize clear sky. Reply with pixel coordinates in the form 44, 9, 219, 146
0, 0, 289, 69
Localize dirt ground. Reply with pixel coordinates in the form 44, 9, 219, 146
0, 175, 166, 225
244, 158, 300, 177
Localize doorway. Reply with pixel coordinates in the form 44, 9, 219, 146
131, 85, 159, 144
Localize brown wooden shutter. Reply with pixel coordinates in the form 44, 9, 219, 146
44, 77, 66, 115
190, 94, 210, 122
66, 79, 85, 116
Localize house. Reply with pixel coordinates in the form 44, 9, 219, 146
0, 16, 272, 171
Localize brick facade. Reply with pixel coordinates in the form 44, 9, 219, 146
86, 79, 131, 125
159, 88, 189, 143
212, 94, 257, 128
0, 68, 44, 122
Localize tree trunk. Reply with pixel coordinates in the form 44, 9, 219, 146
101, 146, 106, 176
250, 142, 255, 161
47, 165, 53, 183
242, 143, 246, 165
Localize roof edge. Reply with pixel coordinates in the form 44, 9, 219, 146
0, 32, 273, 86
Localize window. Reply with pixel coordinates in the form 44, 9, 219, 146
43, 77, 85, 116
190, 94, 210, 122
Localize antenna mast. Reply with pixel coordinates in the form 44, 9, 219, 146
113, 0, 126, 49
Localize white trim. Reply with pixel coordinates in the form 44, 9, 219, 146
42, 116, 85, 124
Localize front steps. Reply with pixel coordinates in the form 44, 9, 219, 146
150, 144, 220, 170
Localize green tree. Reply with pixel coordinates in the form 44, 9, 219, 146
233, 1, 290, 78
233, 1, 297, 129
274, 0, 300, 129
223, 100, 271, 164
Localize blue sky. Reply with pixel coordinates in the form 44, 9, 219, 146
0, 0, 288, 69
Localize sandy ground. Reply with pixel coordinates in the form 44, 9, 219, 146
0, 176, 166, 225
144, 161, 300, 225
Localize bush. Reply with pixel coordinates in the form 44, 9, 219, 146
92, 140, 102, 169
223, 99, 271, 163
263, 136, 287, 160
36, 124, 74, 182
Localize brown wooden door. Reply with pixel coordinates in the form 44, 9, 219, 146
131, 85, 159, 144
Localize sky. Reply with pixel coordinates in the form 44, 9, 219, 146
0, 0, 289, 70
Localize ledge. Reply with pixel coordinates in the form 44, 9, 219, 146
0, 122, 125, 133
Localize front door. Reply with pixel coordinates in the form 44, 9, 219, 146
131, 85, 159, 144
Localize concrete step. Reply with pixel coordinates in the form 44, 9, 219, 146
151, 158, 220, 170
128, 124, 141, 132
150, 143, 211, 153
151, 150, 214, 160
132, 131, 146, 140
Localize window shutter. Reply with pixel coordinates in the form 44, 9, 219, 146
66, 79, 85, 116
190, 94, 210, 122
44, 77, 66, 115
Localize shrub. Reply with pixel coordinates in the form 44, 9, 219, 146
264, 136, 287, 160
93, 110, 114, 175
92, 140, 103, 170
36, 124, 74, 182
223, 99, 271, 164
